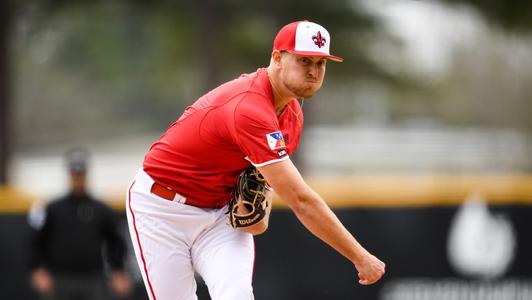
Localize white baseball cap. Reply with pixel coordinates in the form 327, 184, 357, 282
273, 20, 343, 62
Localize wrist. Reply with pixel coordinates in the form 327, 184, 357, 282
349, 243, 369, 265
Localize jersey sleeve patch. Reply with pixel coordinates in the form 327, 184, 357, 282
266, 131, 286, 150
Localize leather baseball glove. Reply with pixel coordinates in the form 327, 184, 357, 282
228, 166, 270, 228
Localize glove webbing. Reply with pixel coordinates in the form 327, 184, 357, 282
229, 169, 268, 228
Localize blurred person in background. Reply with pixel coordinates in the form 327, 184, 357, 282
28, 148, 132, 300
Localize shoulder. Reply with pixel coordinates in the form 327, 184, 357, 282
232, 96, 277, 132
87, 195, 112, 210
47, 196, 67, 209
235, 93, 274, 114
233, 68, 273, 109
85, 197, 115, 220
213, 69, 267, 100
43, 197, 67, 219
194, 69, 271, 117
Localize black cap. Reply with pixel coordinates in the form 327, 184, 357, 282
65, 147, 89, 174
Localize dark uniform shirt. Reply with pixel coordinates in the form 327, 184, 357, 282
30, 193, 126, 275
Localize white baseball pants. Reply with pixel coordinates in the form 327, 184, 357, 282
126, 169, 255, 300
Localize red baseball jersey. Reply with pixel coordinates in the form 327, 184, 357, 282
143, 68, 304, 208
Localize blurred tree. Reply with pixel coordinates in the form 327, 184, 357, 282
444, 0, 532, 32
432, 33, 532, 131
0, 0, 13, 184
10, 0, 392, 146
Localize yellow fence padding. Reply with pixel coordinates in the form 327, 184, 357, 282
0, 186, 34, 213
2, 174, 532, 212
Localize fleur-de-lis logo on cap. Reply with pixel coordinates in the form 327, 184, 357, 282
312, 31, 326, 48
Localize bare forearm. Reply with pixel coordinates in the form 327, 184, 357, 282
259, 159, 385, 284
289, 190, 367, 264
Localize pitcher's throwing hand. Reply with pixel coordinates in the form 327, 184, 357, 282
355, 252, 386, 285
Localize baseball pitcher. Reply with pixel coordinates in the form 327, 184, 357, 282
126, 20, 385, 300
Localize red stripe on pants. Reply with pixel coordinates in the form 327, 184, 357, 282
128, 180, 157, 300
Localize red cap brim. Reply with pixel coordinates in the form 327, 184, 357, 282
287, 50, 344, 62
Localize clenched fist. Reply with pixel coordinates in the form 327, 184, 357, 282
354, 252, 386, 285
